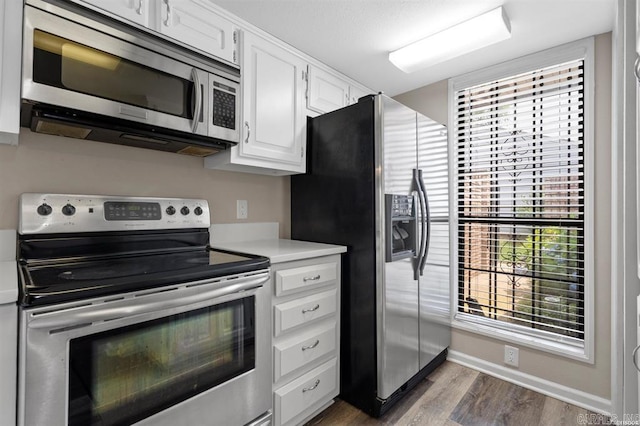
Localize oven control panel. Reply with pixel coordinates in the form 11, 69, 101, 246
104, 202, 162, 221
19, 193, 210, 234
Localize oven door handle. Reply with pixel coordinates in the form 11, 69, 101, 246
28, 272, 269, 330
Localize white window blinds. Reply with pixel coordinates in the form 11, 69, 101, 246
454, 59, 585, 344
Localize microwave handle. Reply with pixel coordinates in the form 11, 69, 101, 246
191, 68, 202, 133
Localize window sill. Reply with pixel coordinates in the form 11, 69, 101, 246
451, 317, 593, 364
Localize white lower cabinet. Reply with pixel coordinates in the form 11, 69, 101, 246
275, 358, 338, 426
271, 255, 341, 425
0, 0, 22, 145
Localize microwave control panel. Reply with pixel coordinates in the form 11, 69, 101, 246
212, 82, 236, 130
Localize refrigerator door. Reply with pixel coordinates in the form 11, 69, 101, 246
377, 96, 420, 400
417, 114, 451, 370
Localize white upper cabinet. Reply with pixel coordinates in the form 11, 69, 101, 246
306, 65, 372, 114
307, 66, 350, 114
157, 0, 238, 65
349, 83, 370, 106
80, 0, 150, 27
0, 0, 22, 145
242, 32, 306, 168
72, 0, 238, 66
206, 30, 307, 175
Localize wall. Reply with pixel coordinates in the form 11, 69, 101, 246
0, 130, 291, 236
395, 32, 612, 403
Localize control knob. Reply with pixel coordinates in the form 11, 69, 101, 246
62, 204, 76, 216
37, 203, 52, 216
180, 206, 190, 216
194, 207, 203, 216
166, 206, 176, 216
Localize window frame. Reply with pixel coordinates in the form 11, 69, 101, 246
447, 37, 595, 363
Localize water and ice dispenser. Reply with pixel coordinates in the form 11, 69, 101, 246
385, 194, 417, 262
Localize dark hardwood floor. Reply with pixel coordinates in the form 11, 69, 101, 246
305, 361, 609, 426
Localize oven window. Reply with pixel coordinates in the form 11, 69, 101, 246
32, 30, 193, 118
68, 296, 255, 426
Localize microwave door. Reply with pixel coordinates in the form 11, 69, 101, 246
22, 5, 209, 137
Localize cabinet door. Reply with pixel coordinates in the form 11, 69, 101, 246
0, 0, 22, 145
80, 0, 150, 27
241, 32, 306, 169
159, 0, 237, 65
349, 84, 370, 105
307, 66, 349, 114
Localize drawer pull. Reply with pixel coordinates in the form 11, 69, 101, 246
303, 275, 321, 282
301, 304, 320, 314
302, 379, 320, 393
301, 340, 320, 351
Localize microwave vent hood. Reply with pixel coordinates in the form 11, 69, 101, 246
20, 103, 228, 157
20, 0, 241, 157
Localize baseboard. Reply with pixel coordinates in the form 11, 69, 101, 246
447, 350, 612, 415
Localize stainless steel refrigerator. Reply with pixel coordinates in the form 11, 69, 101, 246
291, 94, 451, 417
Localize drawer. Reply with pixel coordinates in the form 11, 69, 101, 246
274, 358, 338, 426
274, 321, 336, 381
275, 262, 337, 296
274, 288, 337, 336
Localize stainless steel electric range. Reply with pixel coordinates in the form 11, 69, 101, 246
16, 193, 272, 426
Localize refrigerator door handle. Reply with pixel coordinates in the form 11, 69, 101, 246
413, 169, 427, 278
417, 169, 431, 275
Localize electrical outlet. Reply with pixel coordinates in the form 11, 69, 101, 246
236, 200, 248, 219
504, 345, 519, 367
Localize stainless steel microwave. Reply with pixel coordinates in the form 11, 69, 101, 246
21, 0, 240, 157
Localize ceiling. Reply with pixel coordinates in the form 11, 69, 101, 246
211, 0, 616, 96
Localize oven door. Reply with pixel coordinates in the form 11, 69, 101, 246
18, 271, 271, 426
22, 4, 211, 137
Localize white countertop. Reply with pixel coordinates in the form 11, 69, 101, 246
213, 239, 346, 264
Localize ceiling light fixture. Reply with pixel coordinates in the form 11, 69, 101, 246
388, 6, 511, 73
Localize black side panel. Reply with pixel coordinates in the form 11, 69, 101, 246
291, 96, 379, 415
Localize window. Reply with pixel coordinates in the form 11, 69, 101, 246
449, 39, 593, 358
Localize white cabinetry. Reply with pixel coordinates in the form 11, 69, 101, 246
0, 0, 22, 145
348, 84, 370, 105
157, 0, 237, 65
306, 65, 372, 114
271, 255, 341, 426
79, 0, 150, 27
307, 66, 350, 114
0, 231, 18, 426
205, 31, 307, 175
73, 0, 238, 65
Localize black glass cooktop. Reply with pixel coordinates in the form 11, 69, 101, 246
19, 248, 269, 307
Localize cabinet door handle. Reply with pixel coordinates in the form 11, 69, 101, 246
163, 0, 172, 26
301, 339, 320, 351
244, 121, 250, 143
301, 304, 320, 314
302, 379, 320, 393
136, 0, 143, 15
303, 274, 320, 282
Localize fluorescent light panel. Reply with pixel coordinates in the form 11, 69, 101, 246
389, 6, 511, 73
